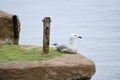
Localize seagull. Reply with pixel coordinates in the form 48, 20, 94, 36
52, 34, 82, 54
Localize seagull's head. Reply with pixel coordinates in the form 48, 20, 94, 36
70, 33, 82, 39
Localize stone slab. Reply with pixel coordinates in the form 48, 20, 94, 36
0, 54, 96, 80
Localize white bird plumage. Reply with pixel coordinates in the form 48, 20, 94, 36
52, 34, 82, 54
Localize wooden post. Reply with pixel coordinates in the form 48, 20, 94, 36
13, 15, 19, 39
12, 15, 19, 45
42, 17, 51, 54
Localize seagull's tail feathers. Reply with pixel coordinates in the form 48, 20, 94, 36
51, 43, 58, 46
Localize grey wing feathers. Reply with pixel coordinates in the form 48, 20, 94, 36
61, 48, 77, 54
56, 45, 77, 54
56, 45, 68, 52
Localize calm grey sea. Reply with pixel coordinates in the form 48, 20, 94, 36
1, 0, 120, 80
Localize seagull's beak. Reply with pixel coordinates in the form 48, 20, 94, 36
78, 36, 82, 39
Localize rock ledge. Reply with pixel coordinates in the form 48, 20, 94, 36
0, 54, 96, 80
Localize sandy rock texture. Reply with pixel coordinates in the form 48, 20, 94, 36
0, 10, 20, 45
0, 54, 96, 80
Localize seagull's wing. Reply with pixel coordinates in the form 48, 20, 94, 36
56, 45, 68, 52
61, 48, 77, 54
61, 48, 70, 53
55, 44, 77, 54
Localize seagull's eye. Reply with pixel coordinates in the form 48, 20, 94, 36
74, 35, 77, 37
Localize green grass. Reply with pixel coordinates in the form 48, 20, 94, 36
0, 45, 64, 63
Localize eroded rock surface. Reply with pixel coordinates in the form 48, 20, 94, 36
0, 54, 96, 80
0, 10, 20, 44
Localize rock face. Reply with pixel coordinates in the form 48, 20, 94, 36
0, 54, 96, 80
0, 10, 20, 45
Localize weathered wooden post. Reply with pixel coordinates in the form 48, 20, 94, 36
12, 15, 19, 44
42, 17, 51, 54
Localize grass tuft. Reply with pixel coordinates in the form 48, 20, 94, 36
0, 45, 64, 63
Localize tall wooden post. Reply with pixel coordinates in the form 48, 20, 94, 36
12, 15, 19, 45
42, 17, 51, 54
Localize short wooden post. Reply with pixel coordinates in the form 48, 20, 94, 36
12, 15, 19, 45
13, 15, 19, 39
42, 17, 51, 54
